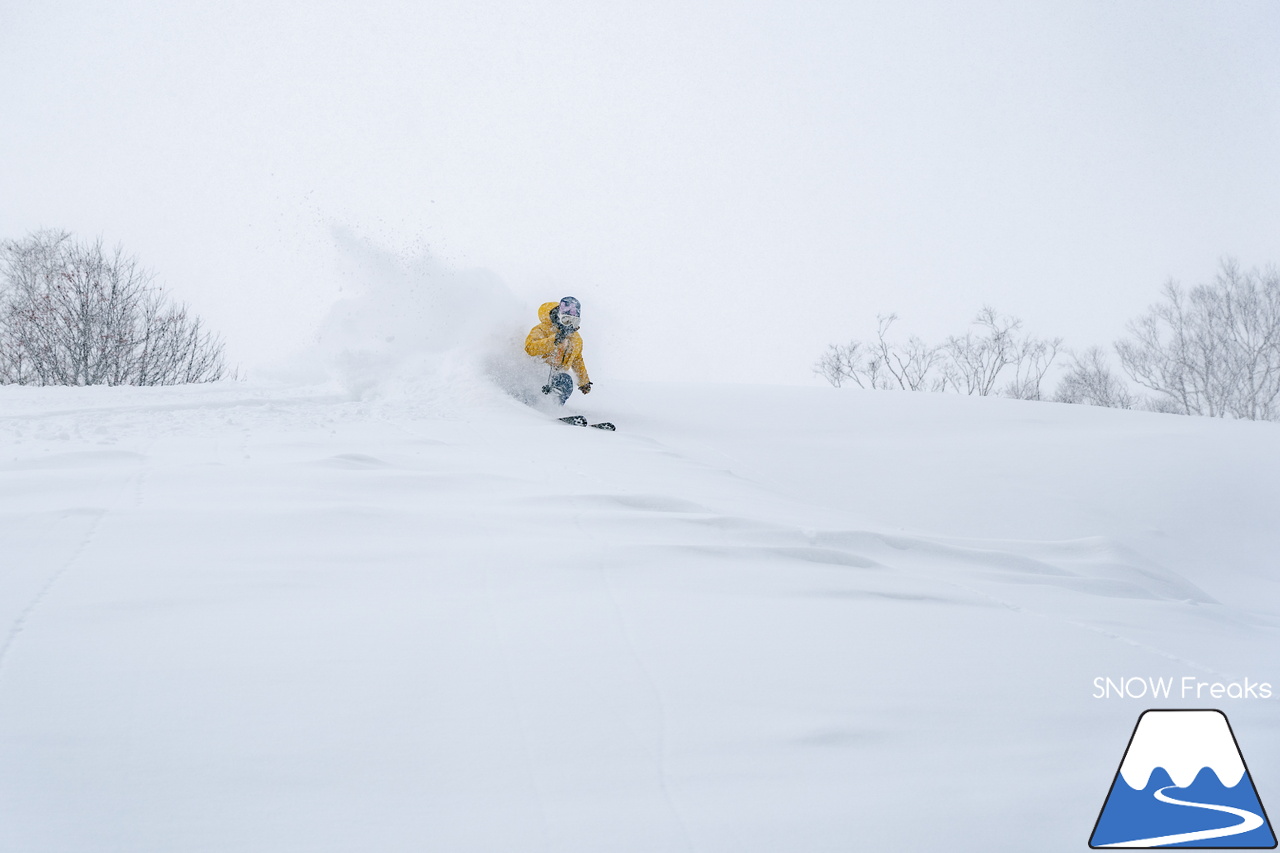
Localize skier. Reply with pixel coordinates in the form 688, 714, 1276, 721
525, 296, 591, 405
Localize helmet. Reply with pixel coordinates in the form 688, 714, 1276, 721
556, 296, 581, 329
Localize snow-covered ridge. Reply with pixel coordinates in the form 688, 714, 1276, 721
1118, 710, 1247, 790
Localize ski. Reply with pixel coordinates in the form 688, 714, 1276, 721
558, 415, 616, 431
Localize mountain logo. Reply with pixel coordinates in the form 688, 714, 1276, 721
1090, 709, 1276, 848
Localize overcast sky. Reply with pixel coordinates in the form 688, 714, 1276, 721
3, 0, 1278, 385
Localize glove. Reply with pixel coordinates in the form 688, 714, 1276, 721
554, 327, 570, 343
579, 382, 592, 394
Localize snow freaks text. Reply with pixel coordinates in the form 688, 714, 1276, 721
1093, 676, 1274, 701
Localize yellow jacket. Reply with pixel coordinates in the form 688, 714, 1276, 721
525, 302, 591, 386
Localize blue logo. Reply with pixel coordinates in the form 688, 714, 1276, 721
1091, 709, 1276, 848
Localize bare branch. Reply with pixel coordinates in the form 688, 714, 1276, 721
1116, 261, 1280, 420
0, 230, 228, 386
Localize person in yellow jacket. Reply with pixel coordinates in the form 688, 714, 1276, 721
525, 296, 591, 405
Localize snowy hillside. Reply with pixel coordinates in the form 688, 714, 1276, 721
1, 375, 1278, 852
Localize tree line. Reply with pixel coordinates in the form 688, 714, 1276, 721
815, 259, 1280, 421
0, 230, 228, 386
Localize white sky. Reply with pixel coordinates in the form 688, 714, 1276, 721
3, 0, 1278, 384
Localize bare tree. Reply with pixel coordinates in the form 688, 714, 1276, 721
1116, 260, 1280, 420
814, 340, 867, 389
1004, 335, 1063, 401
814, 315, 945, 391
942, 306, 1063, 398
815, 307, 1061, 399
0, 230, 228, 386
866, 314, 946, 391
1053, 346, 1136, 409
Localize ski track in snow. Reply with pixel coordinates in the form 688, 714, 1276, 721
571, 499, 699, 853
0, 506, 106, 676
479, 552, 554, 853
0, 444, 153, 680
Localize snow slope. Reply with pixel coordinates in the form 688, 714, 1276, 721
1, 375, 1278, 852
